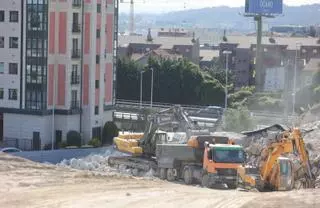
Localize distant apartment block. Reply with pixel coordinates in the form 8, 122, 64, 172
0, 0, 118, 149
217, 35, 320, 91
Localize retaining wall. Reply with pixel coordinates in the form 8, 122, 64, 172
11, 147, 112, 164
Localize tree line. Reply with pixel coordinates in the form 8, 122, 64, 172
116, 57, 229, 106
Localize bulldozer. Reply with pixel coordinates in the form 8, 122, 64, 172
237, 127, 316, 191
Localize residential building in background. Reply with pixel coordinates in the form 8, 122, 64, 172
157, 28, 192, 38
0, 0, 118, 150
118, 30, 200, 65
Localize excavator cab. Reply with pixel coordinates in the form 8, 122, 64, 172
276, 157, 294, 191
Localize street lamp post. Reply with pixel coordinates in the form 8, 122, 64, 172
51, 67, 57, 150
150, 67, 154, 109
292, 42, 301, 116
140, 71, 145, 109
223, 51, 232, 110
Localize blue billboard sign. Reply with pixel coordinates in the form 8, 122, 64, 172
245, 0, 283, 14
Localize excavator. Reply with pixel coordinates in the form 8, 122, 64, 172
237, 128, 316, 191
108, 105, 212, 174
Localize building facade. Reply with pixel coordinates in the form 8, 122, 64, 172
0, 0, 118, 149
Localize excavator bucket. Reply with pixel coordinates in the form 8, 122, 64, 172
237, 166, 263, 191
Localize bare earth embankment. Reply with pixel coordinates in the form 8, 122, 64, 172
0, 153, 319, 208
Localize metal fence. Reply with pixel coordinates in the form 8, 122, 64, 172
1, 137, 33, 151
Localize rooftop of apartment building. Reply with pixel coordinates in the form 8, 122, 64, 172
131, 49, 183, 62
118, 34, 198, 49
215, 35, 320, 50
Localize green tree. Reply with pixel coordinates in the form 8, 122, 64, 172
312, 69, 320, 87
102, 122, 119, 144
223, 107, 254, 133
66, 131, 81, 147
116, 57, 225, 106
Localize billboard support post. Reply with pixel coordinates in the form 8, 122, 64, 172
256, 15, 263, 91
243, 0, 283, 92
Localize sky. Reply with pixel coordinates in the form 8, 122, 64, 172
119, 0, 320, 14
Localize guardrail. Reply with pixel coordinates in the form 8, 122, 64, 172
115, 99, 205, 111
115, 99, 298, 120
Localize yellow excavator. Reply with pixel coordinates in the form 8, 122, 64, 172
108, 105, 212, 173
237, 128, 315, 191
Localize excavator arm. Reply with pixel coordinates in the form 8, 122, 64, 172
139, 105, 209, 156
237, 128, 315, 191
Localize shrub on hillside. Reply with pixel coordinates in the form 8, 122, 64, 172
102, 122, 119, 144
88, 137, 102, 147
66, 130, 82, 147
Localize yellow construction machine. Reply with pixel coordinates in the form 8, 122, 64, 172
108, 105, 212, 173
237, 128, 315, 191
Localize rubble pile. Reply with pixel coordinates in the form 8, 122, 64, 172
301, 120, 320, 188
57, 148, 155, 178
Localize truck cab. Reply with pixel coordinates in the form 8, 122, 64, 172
202, 143, 245, 188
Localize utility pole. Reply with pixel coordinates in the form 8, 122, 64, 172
140, 71, 144, 109
150, 67, 154, 109
51, 66, 56, 150
223, 51, 232, 110
255, 15, 263, 91
292, 42, 301, 116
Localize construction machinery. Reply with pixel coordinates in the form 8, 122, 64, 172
108, 105, 211, 174
156, 136, 245, 188
237, 128, 316, 191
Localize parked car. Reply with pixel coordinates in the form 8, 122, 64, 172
0, 147, 22, 153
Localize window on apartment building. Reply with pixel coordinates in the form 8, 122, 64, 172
95, 80, 99, 89
10, 11, 19, 22
96, 55, 100, 64
96, 29, 100, 38
0, 37, 4, 48
95, 106, 99, 115
97, 4, 101, 13
0, 11, 4, 22
0, 88, 3, 99
9, 37, 18, 48
0, 62, 4, 74
8, 89, 17, 100
9, 63, 18, 74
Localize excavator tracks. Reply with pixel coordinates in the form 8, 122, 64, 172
107, 156, 158, 174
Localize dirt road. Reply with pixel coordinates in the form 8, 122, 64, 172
0, 153, 319, 208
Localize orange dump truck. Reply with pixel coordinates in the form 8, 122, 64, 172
156, 135, 245, 188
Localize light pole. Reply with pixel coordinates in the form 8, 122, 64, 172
150, 67, 154, 109
140, 71, 145, 109
292, 42, 301, 116
223, 50, 232, 110
51, 66, 57, 150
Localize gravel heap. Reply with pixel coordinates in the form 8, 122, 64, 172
57, 148, 155, 178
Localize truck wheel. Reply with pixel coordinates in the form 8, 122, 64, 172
167, 168, 176, 181
201, 174, 210, 188
183, 167, 193, 185
159, 168, 167, 180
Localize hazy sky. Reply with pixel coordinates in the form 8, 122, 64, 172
119, 0, 320, 14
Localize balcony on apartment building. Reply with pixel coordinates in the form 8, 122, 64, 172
72, 0, 81, 7
72, 23, 81, 33
71, 72, 80, 85
70, 100, 80, 110
71, 49, 81, 59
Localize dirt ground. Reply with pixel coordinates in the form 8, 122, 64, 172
0, 153, 319, 208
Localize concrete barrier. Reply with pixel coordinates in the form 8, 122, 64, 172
11, 147, 112, 164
